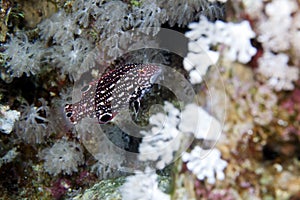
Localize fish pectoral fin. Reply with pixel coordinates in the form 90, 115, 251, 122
131, 98, 140, 119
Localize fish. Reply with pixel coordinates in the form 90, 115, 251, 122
64, 63, 162, 124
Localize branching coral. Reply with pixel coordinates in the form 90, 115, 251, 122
40, 140, 84, 176
257, 0, 298, 52
257, 51, 299, 91
215, 20, 257, 63
138, 102, 222, 169
138, 102, 184, 169
120, 168, 170, 200
182, 146, 227, 184
184, 17, 256, 84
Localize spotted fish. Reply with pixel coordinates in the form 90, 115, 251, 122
65, 63, 162, 124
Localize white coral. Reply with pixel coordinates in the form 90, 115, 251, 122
182, 146, 227, 184
133, 0, 167, 36
4, 33, 43, 78
258, 0, 298, 52
242, 0, 263, 19
46, 38, 93, 81
184, 17, 257, 84
138, 102, 183, 169
184, 17, 219, 84
40, 140, 84, 176
215, 20, 257, 63
38, 10, 81, 43
179, 104, 221, 141
138, 102, 222, 169
120, 168, 170, 200
72, 0, 102, 28
258, 51, 299, 91
0, 105, 20, 134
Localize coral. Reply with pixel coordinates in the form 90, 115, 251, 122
94, 1, 129, 36
281, 88, 300, 118
215, 20, 257, 63
179, 103, 222, 140
242, 0, 263, 19
185, 17, 257, 64
3, 0, 300, 199
38, 10, 81, 44
160, 0, 225, 26
91, 161, 126, 180
0, 147, 19, 168
184, 17, 256, 84
182, 146, 227, 184
45, 38, 93, 80
138, 102, 221, 169
257, 51, 299, 91
120, 168, 170, 200
138, 102, 184, 169
72, 0, 102, 28
15, 98, 51, 144
0, 105, 20, 134
132, 0, 167, 36
3, 33, 44, 78
257, 0, 298, 52
160, 1, 197, 27
40, 140, 84, 176
219, 62, 278, 138
183, 49, 219, 84
93, 0, 165, 58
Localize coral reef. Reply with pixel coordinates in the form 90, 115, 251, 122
0, 0, 299, 199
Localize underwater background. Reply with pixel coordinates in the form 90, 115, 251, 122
0, 0, 300, 199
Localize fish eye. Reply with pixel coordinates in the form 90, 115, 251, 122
81, 85, 91, 92
66, 112, 72, 118
99, 113, 112, 123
